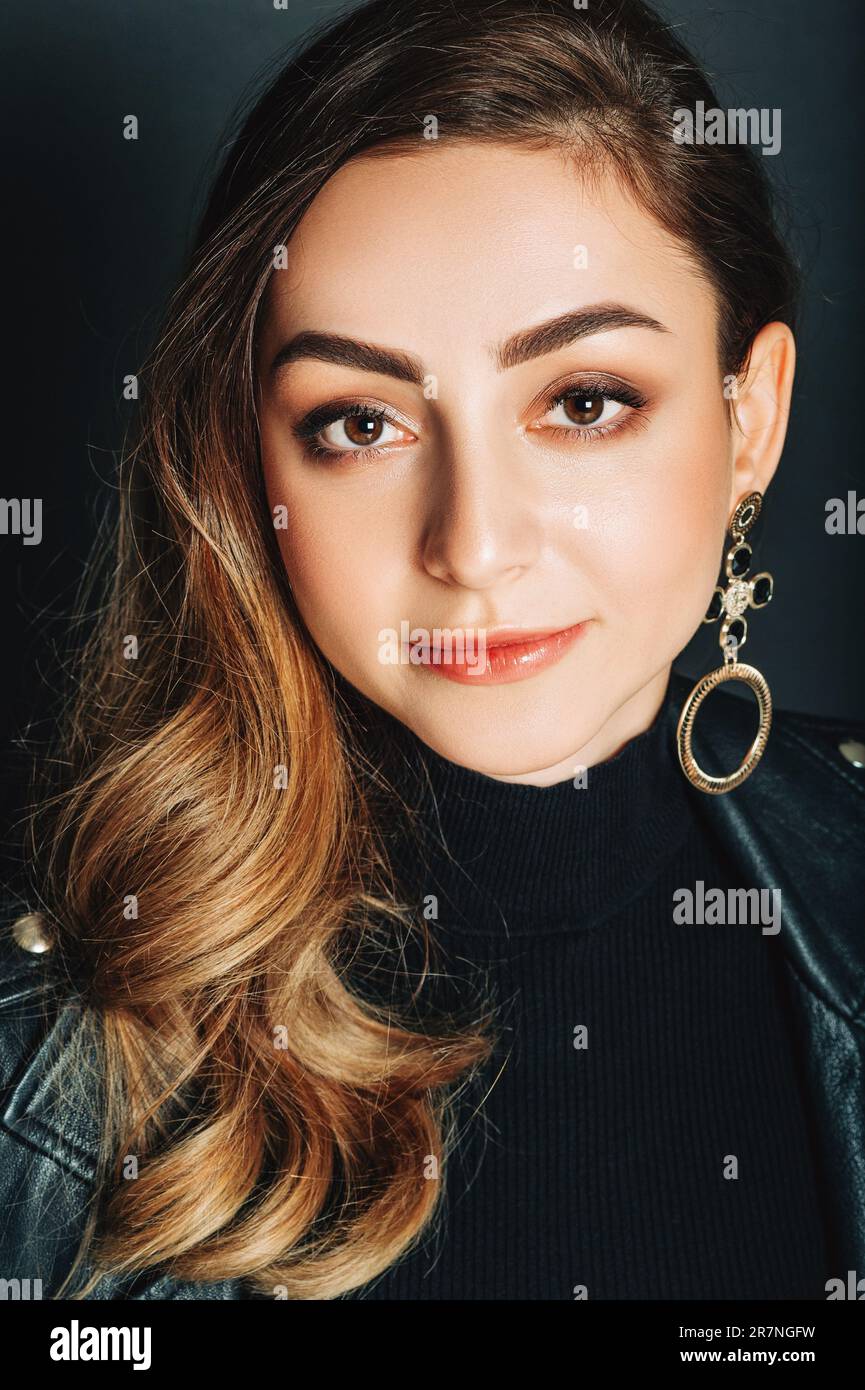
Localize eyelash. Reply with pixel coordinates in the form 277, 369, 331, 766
291, 377, 649, 462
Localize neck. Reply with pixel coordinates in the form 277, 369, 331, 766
340, 667, 694, 935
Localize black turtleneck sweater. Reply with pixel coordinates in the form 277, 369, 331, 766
341, 673, 828, 1300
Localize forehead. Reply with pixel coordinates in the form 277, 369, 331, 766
261, 142, 714, 358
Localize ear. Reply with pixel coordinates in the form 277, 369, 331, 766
728, 321, 796, 515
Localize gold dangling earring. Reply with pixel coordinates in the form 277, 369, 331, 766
677, 490, 774, 794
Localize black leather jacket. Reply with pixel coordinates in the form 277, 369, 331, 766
2, 669, 864, 1300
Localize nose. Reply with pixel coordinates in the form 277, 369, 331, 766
421, 440, 542, 590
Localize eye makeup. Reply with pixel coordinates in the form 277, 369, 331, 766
533, 373, 648, 446
292, 399, 409, 461
290, 372, 650, 462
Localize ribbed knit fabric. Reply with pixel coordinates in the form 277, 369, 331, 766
340, 674, 829, 1300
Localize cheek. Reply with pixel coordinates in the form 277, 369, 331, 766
570, 412, 730, 654
262, 455, 406, 667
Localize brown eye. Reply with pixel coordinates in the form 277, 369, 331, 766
294, 403, 417, 457
341, 414, 384, 446
535, 389, 629, 435
562, 394, 605, 425
317, 411, 407, 451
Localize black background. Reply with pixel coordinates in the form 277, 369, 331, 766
2, 0, 864, 889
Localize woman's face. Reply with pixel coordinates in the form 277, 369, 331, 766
255, 143, 746, 783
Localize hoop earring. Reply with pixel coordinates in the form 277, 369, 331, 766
677, 491, 774, 794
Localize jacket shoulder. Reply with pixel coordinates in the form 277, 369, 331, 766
0, 904, 248, 1300
769, 693, 865, 782
0, 901, 102, 1185
0, 904, 70, 1091
669, 667, 865, 804
0, 904, 100, 1294
669, 670, 865, 1014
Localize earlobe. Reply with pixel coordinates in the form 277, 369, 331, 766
728, 321, 796, 511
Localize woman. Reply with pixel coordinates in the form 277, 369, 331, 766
2, 0, 864, 1302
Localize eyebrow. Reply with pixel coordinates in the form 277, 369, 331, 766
268, 302, 670, 384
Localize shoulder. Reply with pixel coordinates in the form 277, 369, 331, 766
0, 903, 71, 1090
669, 669, 865, 1010
0, 903, 102, 1294
0, 903, 250, 1300
0, 900, 101, 1183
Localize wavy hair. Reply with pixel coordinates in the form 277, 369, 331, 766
23, 0, 799, 1298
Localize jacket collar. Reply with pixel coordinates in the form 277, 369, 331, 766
1, 983, 101, 1183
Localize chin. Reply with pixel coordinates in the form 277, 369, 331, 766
402, 709, 596, 780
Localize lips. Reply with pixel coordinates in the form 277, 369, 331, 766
425, 622, 589, 685
482, 626, 569, 647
